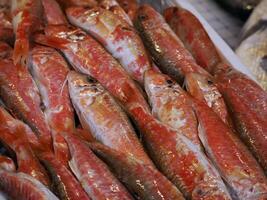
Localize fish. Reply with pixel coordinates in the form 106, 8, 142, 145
0, 2, 14, 44
236, 28, 267, 91
66, 6, 151, 84
134, 4, 209, 84
11, 0, 43, 65
0, 44, 52, 150
64, 134, 133, 200
39, 153, 90, 200
30, 45, 75, 165
67, 71, 152, 165
98, 0, 133, 25
164, 7, 221, 73
213, 63, 267, 173
0, 41, 13, 60
116, 0, 138, 21
0, 155, 15, 172
185, 73, 233, 127
241, 0, 267, 40
55, 0, 97, 8
0, 107, 50, 186
194, 100, 267, 199
144, 69, 201, 149
129, 106, 231, 199
0, 171, 58, 200
90, 142, 185, 200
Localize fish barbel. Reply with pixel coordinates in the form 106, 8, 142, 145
65, 134, 133, 200
144, 69, 201, 149
0, 171, 58, 200
194, 100, 267, 199
68, 71, 152, 165
134, 4, 209, 84
66, 6, 151, 84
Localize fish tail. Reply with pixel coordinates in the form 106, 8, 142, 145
13, 36, 29, 66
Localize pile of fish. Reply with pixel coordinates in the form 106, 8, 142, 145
0, 0, 266, 199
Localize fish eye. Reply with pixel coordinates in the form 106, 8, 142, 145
139, 14, 148, 21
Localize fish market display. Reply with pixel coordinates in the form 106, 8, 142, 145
134, 4, 209, 84
66, 6, 151, 84
144, 69, 201, 149
90, 143, 185, 200
0, 0, 267, 199
0, 171, 58, 200
68, 71, 152, 165
236, 28, 267, 91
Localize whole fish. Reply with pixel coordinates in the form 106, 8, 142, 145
30, 45, 75, 165
0, 107, 50, 186
0, 171, 58, 200
134, 4, 209, 84
98, 0, 133, 25
117, 0, 138, 21
241, 0, 267, 40
144, 69, 201, 149
164, 7, 221, 73
36, 0, 150, 113
214, 63, 267, 173
129, 106, 231, 199
11, 0, 43, 65
64, 134, 133, 200
185, 73, 233, 127
194, 100, 267, 199
0, 48, 52, 150
236, 28, 267, 90
39, 153, 90, 200
68, 71, 152, 165
0, 2, 14, 44
90, 143, 185, 200
0, 155, 15, 172
66, 6, 151, 84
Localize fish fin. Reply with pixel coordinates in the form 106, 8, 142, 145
34, 34, 69, 50
13, 37, 29, 66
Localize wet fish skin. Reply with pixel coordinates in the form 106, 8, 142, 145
144, 69, 201, 149
0, 59, 52, 150
39, 153, 91, 200
90, 142, 185, 200
164, 7, 221, 73
236, 28, 267, 91
66, 6, 151, 84
214, 63, 267, 173
0, 3, 14, 44
68, 71, 152, 165
0, 107, 50, 186
56, 0, 97, 8
129, 106, 231, 199
116, 0, 138, 21
11, 0, 43, 65
0, 155, 16, 172
194, 100, 267, 199
30, 45, 75, 166
65, 134, 133, 200
185, 73, 233, 128
0, 171, 58, 200
134, 4, 209, 84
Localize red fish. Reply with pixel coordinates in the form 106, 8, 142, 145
0, 45, 52, 150
116, 0, 138, 21
30, 45, 75, 165
11, 0, 43, 65
214, 63, 267, 173
0, 171, 58, 200
129, 106, 231, 199
0, 107, 50, 186
65, 134, 133, 200
134, 4, 209, 84
56, 0, 97, 8
164, 7, 221, 73
194, 100, 267, 199
66, 6, 151, 84
0, 2, 14, 44
39, 153, 90, 200
144, 69, 201, 149
90, 143, 185, 200
0, 155, 16, 172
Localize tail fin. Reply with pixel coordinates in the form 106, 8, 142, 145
13, 37, 29, 66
